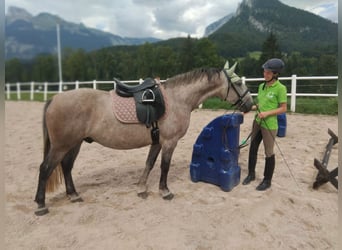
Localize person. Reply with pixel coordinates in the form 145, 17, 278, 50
242, 58, 287, 191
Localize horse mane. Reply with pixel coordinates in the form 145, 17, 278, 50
163, 67, 221, 88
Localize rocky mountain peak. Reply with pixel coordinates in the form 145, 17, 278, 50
6, 6, 33, 24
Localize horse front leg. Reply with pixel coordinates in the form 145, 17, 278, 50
159, 145, 176, 200
137, 143, 161, 199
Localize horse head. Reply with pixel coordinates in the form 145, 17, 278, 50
223, 61, 254, 113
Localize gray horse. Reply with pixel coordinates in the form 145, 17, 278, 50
34, 61, 254, 215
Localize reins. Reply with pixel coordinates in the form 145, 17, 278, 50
220, 74, 300, 189
222, 68, 252, 150
255, 106, 300, 189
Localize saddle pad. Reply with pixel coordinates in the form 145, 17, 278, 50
110, 90, 140, 124
110, 88, 169, 124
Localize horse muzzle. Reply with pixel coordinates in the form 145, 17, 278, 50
238, 95, 254, 113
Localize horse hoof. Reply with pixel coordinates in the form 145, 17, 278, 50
162, 193, 174, 200
137, 191, 148, 199
35, 207, 49, 216
70, 195, 83, 203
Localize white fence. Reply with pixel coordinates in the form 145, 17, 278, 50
5, 75, 338, 112
242, 75, 338, 112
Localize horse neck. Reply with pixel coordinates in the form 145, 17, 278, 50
164, 71, 226, 111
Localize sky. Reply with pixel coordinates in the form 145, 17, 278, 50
5, 0, 338, 40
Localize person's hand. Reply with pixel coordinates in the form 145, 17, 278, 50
258, 111, 270, 119
243, 105, 258, 115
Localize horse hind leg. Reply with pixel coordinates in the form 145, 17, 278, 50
61, 143, 83, 203
34, 150, 66, 216
137, 144, 161, 199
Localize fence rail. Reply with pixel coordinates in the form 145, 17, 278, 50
5, 75, 338, 112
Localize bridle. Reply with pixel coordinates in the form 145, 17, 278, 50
223, 69, 250, 109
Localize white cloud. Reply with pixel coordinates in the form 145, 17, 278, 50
281, 0, 337, 22
5, 0, 338, 40
305, 2, 338, 22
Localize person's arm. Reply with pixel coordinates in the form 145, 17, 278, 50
257, 102, 287, 119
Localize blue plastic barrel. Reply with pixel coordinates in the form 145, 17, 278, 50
189, 113, 243, 191
277, 113, 287, 137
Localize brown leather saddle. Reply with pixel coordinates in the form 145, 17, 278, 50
114, 78, 166, 144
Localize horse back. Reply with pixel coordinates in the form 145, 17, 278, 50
46, 88, 152, 149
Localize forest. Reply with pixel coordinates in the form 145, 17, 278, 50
5, 33, 338, 95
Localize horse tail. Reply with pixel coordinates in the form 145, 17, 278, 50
43, 99, 64, 193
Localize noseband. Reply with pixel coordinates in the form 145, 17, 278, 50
223, 70, 250, 109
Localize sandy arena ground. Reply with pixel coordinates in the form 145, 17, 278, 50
5, 101, 338, 249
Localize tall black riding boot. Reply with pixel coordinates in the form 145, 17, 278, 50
256, 155, 275, 191
242, 155, 257, 185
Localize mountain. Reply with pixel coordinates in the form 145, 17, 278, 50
207, 0, 337, 57
5, 6, 161, 60
203, 13, 234, 37
6, 1, 337, 61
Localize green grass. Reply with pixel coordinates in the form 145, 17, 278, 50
6, 92, 55, 102
202, 97, 337, 115
5, 93, 338, 115
201, 97, 235, 110
248, 51, 262, 60
293, 97, 337, 115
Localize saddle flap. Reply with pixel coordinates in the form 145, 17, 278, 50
133, 86, 165, 127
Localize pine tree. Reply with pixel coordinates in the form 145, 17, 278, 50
259, 32, 282, 66
179, 35, 195, 71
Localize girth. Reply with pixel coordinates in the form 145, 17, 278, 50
114, 78, 166, 144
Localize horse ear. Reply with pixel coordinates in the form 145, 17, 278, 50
227, 62, 238, 76
224, 61, 229, 70
225, 61, 242, 84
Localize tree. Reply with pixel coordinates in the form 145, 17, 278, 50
5, 58, 25, 82
32, 54, 57, 82
152, 46, 178, 78
259, 32, 282, 65
179, 35, 195, 71
63, 49, 88, 81
193, 38, 222, 68
136, 43, 154, 78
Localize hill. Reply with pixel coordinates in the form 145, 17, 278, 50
5, 6, 161, 60
5, 1, 337, 61
207, 0, 337, 57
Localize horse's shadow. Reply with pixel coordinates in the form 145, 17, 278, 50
48, 162, 159, 206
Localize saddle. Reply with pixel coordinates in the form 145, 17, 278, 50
114, 78, 166, 144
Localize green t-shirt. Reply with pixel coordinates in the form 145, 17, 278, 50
255, 80, 287, 130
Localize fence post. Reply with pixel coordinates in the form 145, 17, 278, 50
44, 82, 48, 101
337, 81, 338, 95
59, 81, 63, 93
241, 76, 246, 85
75, 80, 79, 89
93, 80, 97, 89
30, 81, 34, 100
16, 82, 21, 100
291, 74, 297, 112
6, 83, 10, 100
